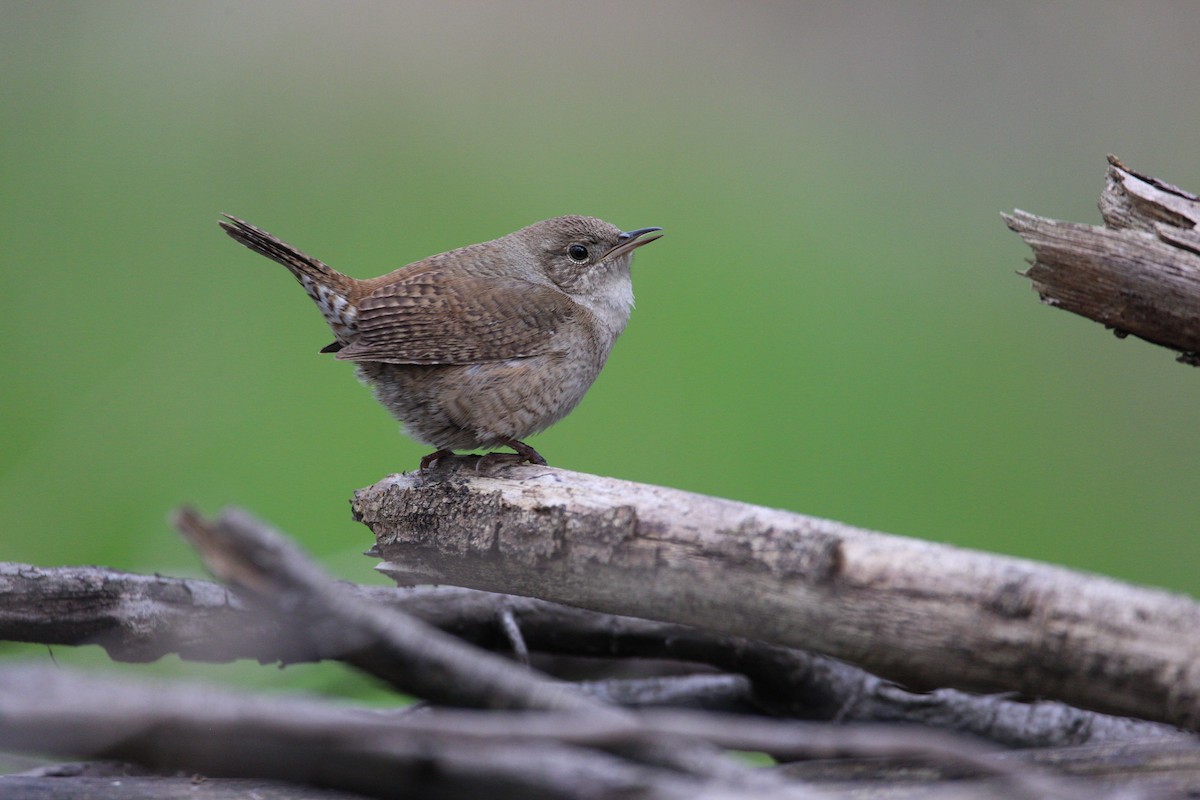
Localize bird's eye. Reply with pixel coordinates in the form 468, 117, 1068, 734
567, 244, 589, 262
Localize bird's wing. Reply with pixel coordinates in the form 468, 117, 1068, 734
333, 271, 577, 365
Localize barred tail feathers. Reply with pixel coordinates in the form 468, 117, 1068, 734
219, 214, 359, 343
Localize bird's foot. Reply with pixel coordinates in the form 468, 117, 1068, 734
471, 439, 548, 471
474, 452, 530, 471
421, 440, 546, 473
419, 449, 456, 470
496, 437, 548, 466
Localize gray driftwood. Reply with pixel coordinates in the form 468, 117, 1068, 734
3, 494, 1195, 798
2, 563, 1183, 747
168, 508, 759, 787
1005, 155, 1200, 364
357, 463, 1200, 730
0, 666, 1105, 800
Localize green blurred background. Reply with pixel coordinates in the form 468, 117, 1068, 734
2, 2, 1198, 689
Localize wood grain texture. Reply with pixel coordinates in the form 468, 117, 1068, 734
1006, 156, 1200, 363
357, 464, 1200, 729
3, 563, 1184, 747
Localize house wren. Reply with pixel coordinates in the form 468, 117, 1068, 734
219, 214, 661, 469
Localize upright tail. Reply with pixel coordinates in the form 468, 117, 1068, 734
219, 214, 359, 345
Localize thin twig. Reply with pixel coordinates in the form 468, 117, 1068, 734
498, 605, 530, 666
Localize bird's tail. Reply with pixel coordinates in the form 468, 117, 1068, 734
219, 214, 359, 343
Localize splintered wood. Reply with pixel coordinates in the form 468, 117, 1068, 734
1005, 155, 1200, 364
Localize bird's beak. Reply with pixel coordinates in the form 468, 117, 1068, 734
605, 227, 663, 261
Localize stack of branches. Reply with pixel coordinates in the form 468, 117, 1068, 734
3, 466, 1200, 798
3, 157, 1200, 798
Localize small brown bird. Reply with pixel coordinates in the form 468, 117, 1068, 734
219, 214, 661, 469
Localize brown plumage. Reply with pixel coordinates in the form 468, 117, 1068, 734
219, 214, 661, 468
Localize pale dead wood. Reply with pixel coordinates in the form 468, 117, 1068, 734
172, 506, 605, 714
357, 464, 1200, 730
579, 674, 756, 712
0, 666, 1106, 800
1, 496, 1186, 799
777, 740, 1200, 798
2, 766, 367, 800
0, 778, 362, 800
171, 507, 777, 788
2, 562, 1185, 747
0, 665, 762, 800
1006, 155, 1200, 364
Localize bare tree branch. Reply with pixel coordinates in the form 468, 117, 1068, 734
169, 508, 771, 788
2, 562, 1186, 747
0, 666, 1105, 800
579, 674, 756, 712
0, 665, 761, 800
777, 739, 1200, 797
356, 464, 1200, 730
0, 561, 294, 663
172, 506, 604, 714
2, 764, 369, 800
1006, 155, 1200, 364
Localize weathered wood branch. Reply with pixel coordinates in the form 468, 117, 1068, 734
0, 666, 1106, 800
777, 739, 1200, 797
173, 506, 604, 714
0, 772, 368, 800
170, 508, 768, 786
5, 484, 1196, 797
4, 562, 1182, 747
0, 666, 756, 800
1005, 155, 1200, 364
356, 464, 1200, 730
